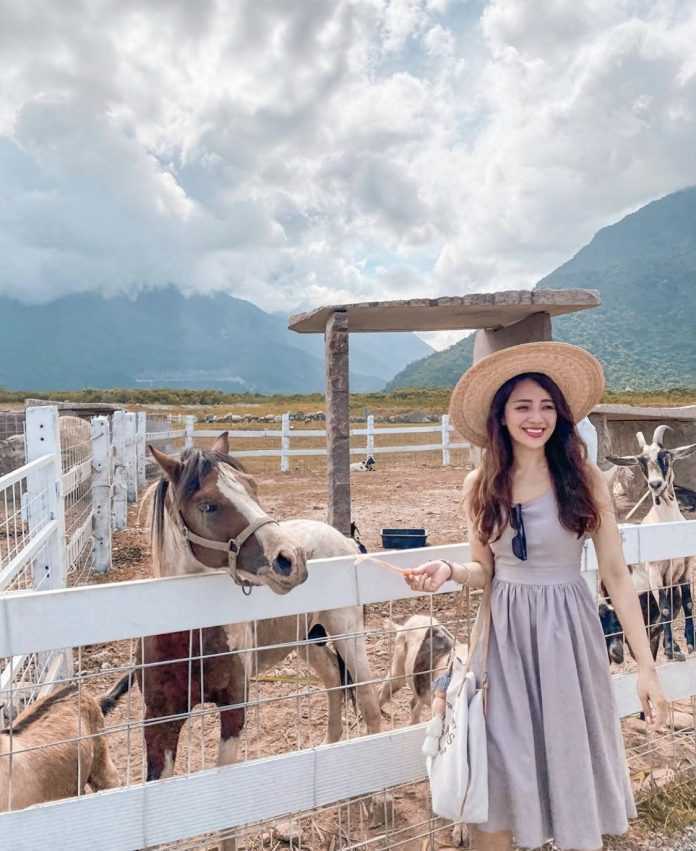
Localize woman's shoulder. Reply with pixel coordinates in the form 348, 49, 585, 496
462, 467, 481, 496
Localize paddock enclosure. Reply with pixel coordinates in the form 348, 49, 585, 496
1, 406, 696, 850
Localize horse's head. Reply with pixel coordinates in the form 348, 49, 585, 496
149, 433, 307, 594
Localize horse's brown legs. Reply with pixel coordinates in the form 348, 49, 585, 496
216, 699, 245, 767
305, 644, 343, 743
215, 697, 246, 851
144, 715, 184, 780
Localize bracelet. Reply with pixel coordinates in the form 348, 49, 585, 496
442, 559, 471, 586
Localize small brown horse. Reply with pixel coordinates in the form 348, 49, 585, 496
137, 434, 381, 786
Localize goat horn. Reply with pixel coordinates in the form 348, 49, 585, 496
652, 425, 671, 447
636, 431, 646, 448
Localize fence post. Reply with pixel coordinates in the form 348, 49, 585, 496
25, 405, 66, 592
91, 416, 112, 574
577, 416, 598, 464
366, 415, 375, 458
25, 405, 73, 682
185, 415, 195, 450
281, 413, 290, 473
111, 411, 128, 531
136, 412, 147, 490
125, 412, 138, 503
441, 414, 451, 466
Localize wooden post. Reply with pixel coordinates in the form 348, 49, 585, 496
324, 311, 351, 534
185, 415, 195, 450
111, 411, 128, 531
441, 414, 450, 466
366, 415, 375, 458
91, 416, 112, 574
577, 417, 598, 464
25, 405, 72, 681
280, 413, 290, 473
136, 412, 147, 489
473, 312, 551, 361
25, 405, 66, 592
125, 412, 138, 503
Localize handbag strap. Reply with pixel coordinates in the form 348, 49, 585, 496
465, 580, 492, 712
443, 568, 492, 714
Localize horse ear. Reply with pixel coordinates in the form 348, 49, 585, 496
212, 431, 229, 455
149, 445, 182, 482
605, 454, 639, 467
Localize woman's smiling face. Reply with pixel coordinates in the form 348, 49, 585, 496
502, 377, 557, 450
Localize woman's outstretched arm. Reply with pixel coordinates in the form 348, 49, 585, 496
404, 469, 493, 593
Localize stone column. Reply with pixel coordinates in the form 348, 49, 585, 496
473, 311, 551, 361
324, 311, 351, 534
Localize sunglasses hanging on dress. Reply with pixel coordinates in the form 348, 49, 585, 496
510, 504, 527, 561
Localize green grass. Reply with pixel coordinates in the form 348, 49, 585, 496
1, 385, 694, 415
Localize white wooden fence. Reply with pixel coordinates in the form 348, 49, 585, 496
145, 412, 469, 472
1, 521, 696, 849
0, 405, 147, 722
2, 409, 696, 849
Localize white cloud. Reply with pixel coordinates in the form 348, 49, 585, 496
0, 0, 695, 351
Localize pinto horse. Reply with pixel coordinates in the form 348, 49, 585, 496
138, 434, 381, 790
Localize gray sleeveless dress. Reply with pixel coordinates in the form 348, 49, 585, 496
471, 488, 636, 850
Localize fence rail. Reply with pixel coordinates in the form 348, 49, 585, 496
144, 412, 469, 472
1, 408, 696, 850
1, 520, 696, 849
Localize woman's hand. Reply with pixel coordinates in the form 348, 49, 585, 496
403, 560, 453, 594
637, 665, 668, 730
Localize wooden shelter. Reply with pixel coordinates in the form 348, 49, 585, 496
289, 289, 601, 533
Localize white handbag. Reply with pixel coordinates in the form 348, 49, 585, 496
422, 584, 492, 824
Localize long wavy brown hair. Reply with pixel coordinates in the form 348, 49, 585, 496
470, 372, 600, 543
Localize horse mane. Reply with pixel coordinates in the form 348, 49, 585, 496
150, 448, 252, 576
2, 683, 78, 735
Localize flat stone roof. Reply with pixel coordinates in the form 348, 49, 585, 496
592, 404, 696, 422
288, 289, 600, 333
24, 399, 121, 415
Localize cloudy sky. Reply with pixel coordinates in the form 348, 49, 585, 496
1, 0, 695, 348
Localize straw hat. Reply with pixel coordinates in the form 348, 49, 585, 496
448, 341, 605, 447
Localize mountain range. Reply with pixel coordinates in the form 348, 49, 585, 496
0, 288, 432, 394
387, 186, 696, 391
3, 187, 694, 394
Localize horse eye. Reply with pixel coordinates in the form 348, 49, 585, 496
199, 503, 217, 514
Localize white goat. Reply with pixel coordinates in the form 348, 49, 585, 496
379, 615, 465, 724
350, 455, 376, 472
608, 425, 696, 660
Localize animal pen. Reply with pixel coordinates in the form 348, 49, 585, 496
0, 291, 695, 850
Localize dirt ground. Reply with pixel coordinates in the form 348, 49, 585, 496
73, 459, 696, 851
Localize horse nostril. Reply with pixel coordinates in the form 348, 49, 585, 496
273, 553, 294, 576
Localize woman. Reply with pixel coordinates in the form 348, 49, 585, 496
402, 341, 667, 851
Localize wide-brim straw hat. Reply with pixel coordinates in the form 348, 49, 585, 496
448, 341, 605, 447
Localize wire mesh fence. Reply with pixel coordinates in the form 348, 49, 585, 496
0, 587, 478, 849
59, 414, 95, 587
0, 411, 25, 479
1, 408, 696, 849
146, 413, 188, 477
3, 566, 696, 850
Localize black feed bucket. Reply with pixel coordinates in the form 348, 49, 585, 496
381, 528, 428, 550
